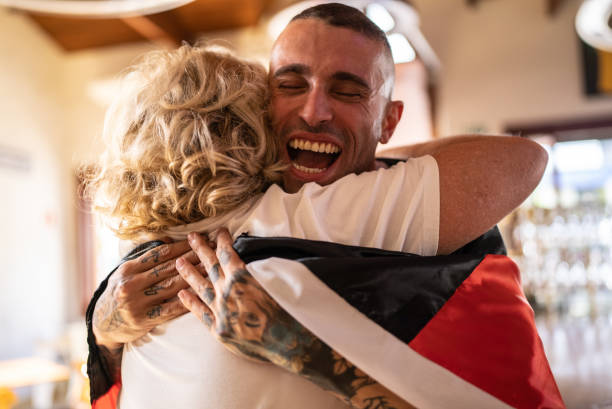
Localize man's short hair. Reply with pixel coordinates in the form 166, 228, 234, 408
291, 2, 392, 55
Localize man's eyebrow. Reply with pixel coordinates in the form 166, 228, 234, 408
273, 64, 310, 77
331, 72, 370, 89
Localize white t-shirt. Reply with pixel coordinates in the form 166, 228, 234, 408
120, 157, 439, 409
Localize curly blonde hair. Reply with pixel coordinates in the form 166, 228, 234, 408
82, 44, 286, 240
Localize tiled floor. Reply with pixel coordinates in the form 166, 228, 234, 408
537, 314, 612, 409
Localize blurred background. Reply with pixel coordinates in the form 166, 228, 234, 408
0, 0, 611, 408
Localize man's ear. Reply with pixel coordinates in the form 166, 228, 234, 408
379, 100, 404, 145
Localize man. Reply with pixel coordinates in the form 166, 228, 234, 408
88, 3, 549, 408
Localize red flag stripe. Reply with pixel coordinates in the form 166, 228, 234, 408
409, 255, 565, 409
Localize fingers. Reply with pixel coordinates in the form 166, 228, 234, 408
187, 232, 224, 283
143, 297, 189, 326
176, 256, 217, 309
132, 250, 199, 294
131, 240, 192, 272
142, 251, 199, 281
215, 228, 246, 279
178, 289, 215, 328
140, 273, 190, 304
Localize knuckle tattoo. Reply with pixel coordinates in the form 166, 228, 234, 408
209, 263, 221, 283
218, 248, 231, 265
201, 312, 213, 327
141, 248, 161, 264
146, 305, 162, 319
144, 284, 164, 296
203, 287, 215, 304
149, 260, 170, 278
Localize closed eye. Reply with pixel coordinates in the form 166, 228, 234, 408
275, 82, 307, 94
332, 90, 365, 100
279, 84, 305, 89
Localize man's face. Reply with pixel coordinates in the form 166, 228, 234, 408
269, 19, 394, 193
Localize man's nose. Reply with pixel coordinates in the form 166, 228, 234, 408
299, 87, 333, 127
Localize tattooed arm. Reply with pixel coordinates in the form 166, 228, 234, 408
176, 230, 415, 409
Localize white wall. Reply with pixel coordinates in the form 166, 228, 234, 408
0, 7, 72, 359
412, 0, 612, 135
387, 60, 433, 148
0, 9, 151, 359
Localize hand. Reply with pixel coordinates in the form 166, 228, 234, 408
176, 229, 415, 409
176, 229, 316, 370
92, 239, 200, 351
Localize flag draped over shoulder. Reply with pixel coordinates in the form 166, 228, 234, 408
86, 229, 565, 409
237, 228, 565, 409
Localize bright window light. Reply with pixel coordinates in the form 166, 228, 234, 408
366, 3, 395, 32
387, 33, 416, 63
553, 139, 605, 172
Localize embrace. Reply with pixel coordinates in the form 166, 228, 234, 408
83, 3, 563, 409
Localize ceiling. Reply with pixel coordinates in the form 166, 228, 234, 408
12, 0, 570, 52
21, 0, 275, 51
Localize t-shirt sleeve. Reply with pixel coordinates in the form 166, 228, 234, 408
250, 156, 439, 256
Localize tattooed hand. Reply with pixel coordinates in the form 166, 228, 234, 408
92, 239, 201, 379
176, 229, 415, 409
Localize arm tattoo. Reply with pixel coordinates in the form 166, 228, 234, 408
94, 298, 125, 332
214, 267, 402, 408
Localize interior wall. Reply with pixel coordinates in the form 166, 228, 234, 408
387, 60, 433, 148
0, 8, 73, 359
0, 9, 150, 360
413, 0, 612, 135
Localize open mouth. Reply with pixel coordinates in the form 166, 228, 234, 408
287, 138, 341, 174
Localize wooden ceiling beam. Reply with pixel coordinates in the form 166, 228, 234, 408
25, 0, 272, 52
122, 10, 193, 48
